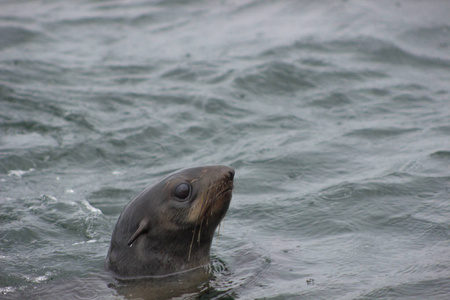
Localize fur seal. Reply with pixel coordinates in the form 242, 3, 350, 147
106, 165, 234, 279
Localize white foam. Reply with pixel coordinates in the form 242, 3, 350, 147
42, 194, 58, 202
34, 275, 48, 283
72, 239, 98, 246
81, 199, 102, 214
0, 286, 16, 294
7, 168, 35, 178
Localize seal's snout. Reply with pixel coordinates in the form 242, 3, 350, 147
212, 165, 234, 182
228, 169, 235, 180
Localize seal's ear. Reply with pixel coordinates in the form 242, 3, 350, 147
127, 218, 150, 246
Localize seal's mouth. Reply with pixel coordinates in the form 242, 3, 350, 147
202, 181, 233, 219
188, 177, 233, 224
213, 182, 233, 201
214, 176, 233, 198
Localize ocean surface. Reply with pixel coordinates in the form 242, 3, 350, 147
1, 0, 450, 299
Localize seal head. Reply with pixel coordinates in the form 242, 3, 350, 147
106, 165, 234, 278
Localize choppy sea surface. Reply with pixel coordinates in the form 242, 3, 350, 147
1, 0, 450, 299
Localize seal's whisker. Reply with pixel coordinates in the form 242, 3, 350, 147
197, 218, 204, 244
216, 222, 221, 245
162, 180, 171, 192
198, 189, 210, 219
188, 227, 196, 262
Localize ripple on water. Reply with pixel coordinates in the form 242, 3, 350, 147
359, 277, 450, 299
235, 169, 449, 242
87, 187, 136, 215
0, 194, 109, 285
344, 127, 420, 140
210, 239, 272, 299
0, 27, 40, 50
321, 36, 450, 69
307, 92, 353, 109
234, 61, 316, 96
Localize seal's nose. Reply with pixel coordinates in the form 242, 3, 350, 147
228, 169, 235, 180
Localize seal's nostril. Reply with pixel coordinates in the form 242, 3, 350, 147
229, 170, 235, 180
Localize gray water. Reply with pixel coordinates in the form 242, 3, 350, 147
1, 0, 450, 299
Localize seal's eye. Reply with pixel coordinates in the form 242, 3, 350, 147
174, 183, 191, 200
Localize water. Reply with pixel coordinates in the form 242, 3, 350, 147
1, 0, 450, 299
